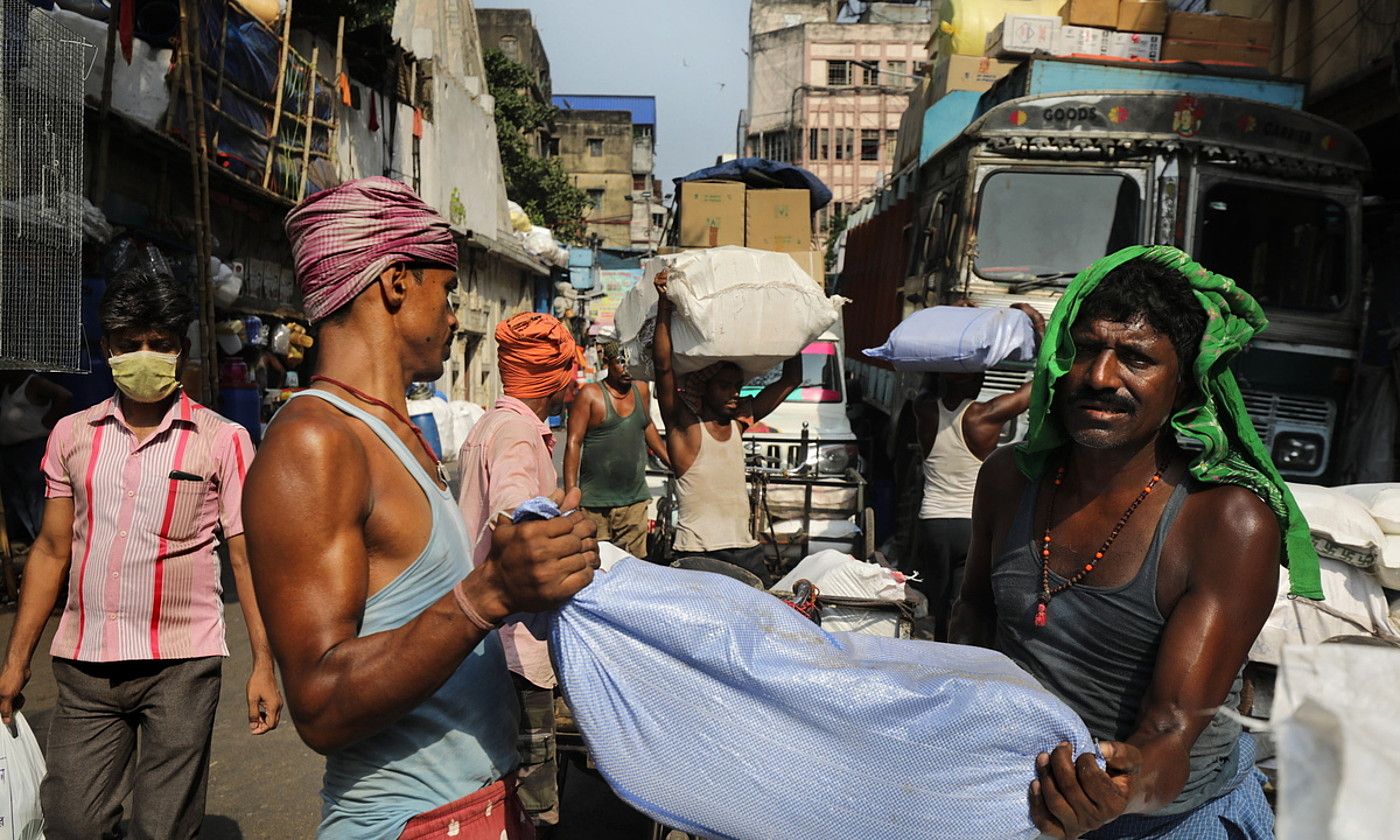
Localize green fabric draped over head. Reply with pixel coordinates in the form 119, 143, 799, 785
1015, 244, 1323, 599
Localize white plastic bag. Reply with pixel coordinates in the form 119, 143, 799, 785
862, 306, 1037, 373
0, 711, 47, 840
615, 247, 844, 382
772, 549, 905, 601
1289, 482, 1384, 570
1274, 643, 1400, 840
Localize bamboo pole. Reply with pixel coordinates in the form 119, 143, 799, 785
176, 0, 217, 406
332, 16, 344, 180
90, 8, 119, 204
297, 46, 319, 200
261, 0, 294, 190
209, 0, 231, 153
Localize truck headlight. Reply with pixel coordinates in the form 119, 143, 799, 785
1272, 432, 1324, 473
818, 444, 859, 475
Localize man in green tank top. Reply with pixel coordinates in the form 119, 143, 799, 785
564, 343, 670, 557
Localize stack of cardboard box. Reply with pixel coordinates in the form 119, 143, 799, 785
675, 181, 824, 286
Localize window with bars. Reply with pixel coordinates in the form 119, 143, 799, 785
887, 60, 907, 78
861, 129, 881, 161
884, 129, 899, 162
587, 189, 604, 210
587, 138, 603, 157
826, 60, 850, 86
861, 61, 879, 85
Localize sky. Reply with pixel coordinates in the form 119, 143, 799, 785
477, 0, 751, 192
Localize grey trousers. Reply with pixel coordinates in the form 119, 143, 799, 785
41, 656, 223, 840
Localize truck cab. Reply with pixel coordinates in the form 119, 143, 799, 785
843, 58, 1369, 488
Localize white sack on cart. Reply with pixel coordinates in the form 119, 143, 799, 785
1288, 483, 1383, 570
862, 306, 1036, 373
614, 247, 844, 382
772, 549, 905, 601
1336, 482, 1400, 533
552, 553, 1099, 840
1274, 643, 1400, 840
1249, 557, 1398, 666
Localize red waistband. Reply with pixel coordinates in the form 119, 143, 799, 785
399, 773, 534, 840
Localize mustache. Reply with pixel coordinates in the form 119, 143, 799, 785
1072, 388, 1136, 413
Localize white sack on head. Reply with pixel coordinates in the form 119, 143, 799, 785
615, 246, 843, 382
863, 305, 1036, 372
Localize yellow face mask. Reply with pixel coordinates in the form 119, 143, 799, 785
109, 350, 181, 403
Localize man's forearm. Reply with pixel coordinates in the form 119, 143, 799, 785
563, 443, 581, 494
948, 600, 997, 649
1, 547, 68, 669
229, 550, 275, 665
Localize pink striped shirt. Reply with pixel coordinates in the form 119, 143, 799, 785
41, 392, 253, 662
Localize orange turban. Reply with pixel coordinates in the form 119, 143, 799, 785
495, 312, 577, 399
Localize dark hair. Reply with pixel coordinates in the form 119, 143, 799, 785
100, 269, 197, 339
1078, 257, 1208, 373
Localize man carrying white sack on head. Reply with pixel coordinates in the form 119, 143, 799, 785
651, 268, 801, 587
952, 246, 1324, 840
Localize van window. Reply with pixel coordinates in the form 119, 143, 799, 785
1198, 183, 1348, 313
742, 341, 842, 403
975, 171, 1140, 282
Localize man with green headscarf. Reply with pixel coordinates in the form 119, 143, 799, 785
952, 246, 1320, 840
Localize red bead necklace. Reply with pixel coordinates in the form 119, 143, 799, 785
310, 374, 448, 487
1035, 463, 1163, 628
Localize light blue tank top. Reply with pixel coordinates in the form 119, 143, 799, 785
289, 391, 519, 840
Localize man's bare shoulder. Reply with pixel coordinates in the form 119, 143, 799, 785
254, 397, 369, 481
1183, 482, 1280, 551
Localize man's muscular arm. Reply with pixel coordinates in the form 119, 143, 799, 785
652, 273, 700, 475
244, 412, 596, 754
638, 382, 670, 467
563, 385, 598, 494
1030, 486, 1280, 838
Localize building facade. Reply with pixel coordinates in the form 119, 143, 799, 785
476, 7, 554, 159
743, 0, 930, 238
552, 94, 665, 251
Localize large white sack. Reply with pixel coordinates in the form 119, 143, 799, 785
1249, 556, 1398, 666
1288, 482, 1383, 570
1336, 482, 1400, 533
1274, 643, 1400, 840
615, 247, 843, 382
1379, 535, 1400, 590
0, 711, 47, 840
862, 306, 1036, 373
771, 549, 905, 601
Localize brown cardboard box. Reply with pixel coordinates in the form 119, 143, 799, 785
1209, 0, 1276, 22
1060, 0, 1118, 29
1162, 12, 1273, 68
789, 250, 826, 287
746, 189, 812, 253
679, 181, 746, 248
1116, 0, 1166, 33
929, 54, 1018, 98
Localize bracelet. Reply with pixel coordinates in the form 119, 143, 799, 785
452, 581, 500, 632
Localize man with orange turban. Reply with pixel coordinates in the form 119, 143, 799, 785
457, 311, 578, 833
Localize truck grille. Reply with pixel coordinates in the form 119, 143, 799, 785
1239, 390, 1335, 431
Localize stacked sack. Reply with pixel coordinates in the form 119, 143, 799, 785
614, 246, 845, 382
1250, 483, 1400, 665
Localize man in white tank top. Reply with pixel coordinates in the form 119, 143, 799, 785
651, 270, 802, 586
914, 303, 1044, 637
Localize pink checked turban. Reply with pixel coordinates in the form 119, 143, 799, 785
284, 177, 458, 322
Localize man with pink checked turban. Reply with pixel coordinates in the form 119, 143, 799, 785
245, 177, 600, 839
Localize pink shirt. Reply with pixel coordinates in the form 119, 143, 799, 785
457, 396, 558, 688
42, 393, 253, 662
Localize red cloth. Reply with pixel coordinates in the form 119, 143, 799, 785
495, 313, 576, 399
399, 775, 534, 840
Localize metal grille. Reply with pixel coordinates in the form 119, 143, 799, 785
0, 1, 84, 371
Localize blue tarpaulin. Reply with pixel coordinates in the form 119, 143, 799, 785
675, 158, 832, 213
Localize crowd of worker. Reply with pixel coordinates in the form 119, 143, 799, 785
0, 176, 1307, 840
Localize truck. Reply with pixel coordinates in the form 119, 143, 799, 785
838, 57, 1371, 534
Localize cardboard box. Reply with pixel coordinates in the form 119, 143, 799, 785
929, 53, 1019, 98
1116, 0, 1166, 33
1054, 24, 1109, 55
746, 189, 812, 253
1162, 12, 1273, 68
985, 14, 1060, 58
1209, 0, 1276, 22
1103, 31, 1162, 60
1060, 0, 1118, 28
789, 250, 826, 287
679, 181, 746, 248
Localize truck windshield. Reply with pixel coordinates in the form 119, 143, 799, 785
742, 341, 842, 403
1198, 183, 1348, 313
975, 171, 1141, 281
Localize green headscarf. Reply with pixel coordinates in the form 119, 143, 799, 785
1015, 245, 1323, 600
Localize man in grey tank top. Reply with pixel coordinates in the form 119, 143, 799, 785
953, 251, 1294, 840
651, 269, 803, 586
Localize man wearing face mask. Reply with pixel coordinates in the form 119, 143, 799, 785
0, 269, 283, 839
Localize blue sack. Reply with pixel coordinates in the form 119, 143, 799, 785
550, 555, 1099, 840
